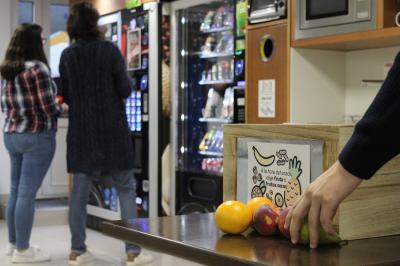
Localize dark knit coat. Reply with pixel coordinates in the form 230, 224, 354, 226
59, 39, 134, 173
339, 50, 400, 179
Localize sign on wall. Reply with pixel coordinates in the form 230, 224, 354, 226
247, 142, 311, 208
258, 79, 275, 118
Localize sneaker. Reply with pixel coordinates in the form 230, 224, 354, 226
68, 251, 95, 266
11, 246, 50, 264
5, 243, 15, 256
126, 252, 153, 266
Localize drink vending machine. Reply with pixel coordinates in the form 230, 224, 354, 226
170, 0, 246, 215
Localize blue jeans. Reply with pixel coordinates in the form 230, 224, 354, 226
69, 170, 141, 255
4, 130, 56, 250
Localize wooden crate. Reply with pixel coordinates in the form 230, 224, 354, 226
223, 124, 400, 240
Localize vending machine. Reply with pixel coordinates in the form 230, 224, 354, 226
170, 0, 246, 215
87, 2, 164, 228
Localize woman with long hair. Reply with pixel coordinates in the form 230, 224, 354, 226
0, 23, 62, 263
60, 3, 152, 265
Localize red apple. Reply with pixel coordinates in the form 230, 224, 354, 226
253, 204, 279, 236
278, 208, 291, 239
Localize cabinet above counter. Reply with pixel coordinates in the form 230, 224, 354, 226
290, 0, 400, 51
292, 27, 400, 51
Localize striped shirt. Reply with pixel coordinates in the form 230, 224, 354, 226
0, 61, 61, 133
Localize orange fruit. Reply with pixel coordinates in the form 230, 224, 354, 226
215, 200, 252, 234
247, 197, 273, 217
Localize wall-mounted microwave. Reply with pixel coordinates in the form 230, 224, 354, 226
248, 0, 287, 24
295, 0, 377, 39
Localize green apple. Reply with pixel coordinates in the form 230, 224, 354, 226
299, 221, 342, 245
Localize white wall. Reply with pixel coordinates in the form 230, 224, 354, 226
345, 47, 399, 117
291, 46, 400, 124
290, 48, 346, 123
0, 0, 12, 196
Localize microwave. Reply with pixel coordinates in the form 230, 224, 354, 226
248, 0, 287, 24
295, 0, 377, 39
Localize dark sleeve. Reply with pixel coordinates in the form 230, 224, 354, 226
339, 51, 400, 179
59, 51, 70, 105
32, 63, 62, 116
111, 44, 133, 99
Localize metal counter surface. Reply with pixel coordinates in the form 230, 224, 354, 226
102, 213, 400, 266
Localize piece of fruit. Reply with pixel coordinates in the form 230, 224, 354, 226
215, 200, 252, 234
252, 146, 275, 167
247, 197, 273, 217
253, 204, 279, 236
299, 221, 342, 245
278, 208, 290, 239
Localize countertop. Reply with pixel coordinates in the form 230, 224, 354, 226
102, 213, 400, 266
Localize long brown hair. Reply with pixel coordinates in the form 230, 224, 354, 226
0, 24, 48, 81
67, 2, 102, 41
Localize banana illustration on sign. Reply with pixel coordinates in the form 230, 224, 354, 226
252, 146, 275, 167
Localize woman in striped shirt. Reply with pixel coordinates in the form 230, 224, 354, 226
0, 23, 63, 263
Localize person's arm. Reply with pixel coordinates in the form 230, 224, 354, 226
339, 51, 400, 179
111, 44, 133, 99
285, 161, 362, 248
285, 50, 400, 248
32, 62, 62, 116
59, 51, 70, 105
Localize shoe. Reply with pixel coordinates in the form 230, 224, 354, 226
11, 246, 50, 264
68, 251, 95, 266
126, 252, 153, 266
5, 243, 15, 256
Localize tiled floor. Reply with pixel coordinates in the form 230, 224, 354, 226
0, 220, 205, 266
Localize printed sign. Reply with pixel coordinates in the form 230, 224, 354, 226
127, 28, 141, 70
247, 142, 311, 208
258, 79, 275, 118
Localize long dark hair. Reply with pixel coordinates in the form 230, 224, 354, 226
67, 2, 102, 41
0, 24, 48, 81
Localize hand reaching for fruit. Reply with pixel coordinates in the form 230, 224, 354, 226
284, 161, 362, 248
215, 197, 344, 247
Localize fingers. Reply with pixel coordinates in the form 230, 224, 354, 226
284, 196, 301, 230
308, 198, 321, 249
289, 192, 312, 244
320, 200, 338, 236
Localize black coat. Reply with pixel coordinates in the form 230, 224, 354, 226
59, 39, 134, 173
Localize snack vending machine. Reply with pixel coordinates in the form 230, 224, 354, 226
87, 2, 163, 229
171, 0, 246, 215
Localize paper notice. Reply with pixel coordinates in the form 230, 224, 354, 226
258, 79, 275, 118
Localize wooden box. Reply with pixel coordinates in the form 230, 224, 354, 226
223, 124, 400, 240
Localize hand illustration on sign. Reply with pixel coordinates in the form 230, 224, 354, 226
252, 146, 275, 167
284, 156, 303, 207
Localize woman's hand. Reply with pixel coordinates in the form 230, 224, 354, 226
284, 161, 362, 248
61, 103, 69, 114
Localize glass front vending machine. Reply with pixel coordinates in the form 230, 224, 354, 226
171, 0, 246, 215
